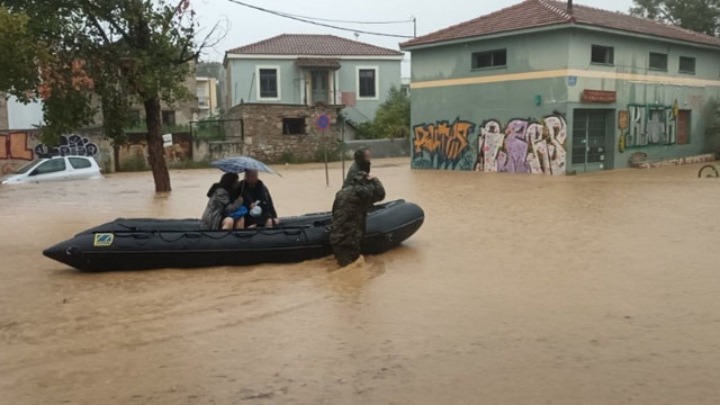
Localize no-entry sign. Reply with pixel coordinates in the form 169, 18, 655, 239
315, 113, 331, 131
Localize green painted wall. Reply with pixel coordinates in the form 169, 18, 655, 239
408, 27, 720, 174
226, 58, 401, 123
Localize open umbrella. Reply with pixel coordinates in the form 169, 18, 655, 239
211, 156, 280, 176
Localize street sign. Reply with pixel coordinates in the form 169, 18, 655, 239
315, 113, 331, 131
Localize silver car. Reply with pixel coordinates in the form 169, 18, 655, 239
1, 156, 103, 185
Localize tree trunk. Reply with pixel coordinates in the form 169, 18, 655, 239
144, 97, 172, 192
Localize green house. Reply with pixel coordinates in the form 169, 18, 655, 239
400, 0, 720, 174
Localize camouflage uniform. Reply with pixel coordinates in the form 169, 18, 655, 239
330, 171, 386, 266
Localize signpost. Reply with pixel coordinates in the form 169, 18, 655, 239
315, 112, 331, 186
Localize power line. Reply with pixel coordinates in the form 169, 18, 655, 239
280, 13, 414, 25
225, 0, 415, 39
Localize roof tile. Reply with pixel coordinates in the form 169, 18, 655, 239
401, 0, 720, 48
227, 34, 404, 56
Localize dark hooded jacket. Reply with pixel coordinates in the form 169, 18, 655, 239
330, 171, 385, 266
201, 183, 244, 230
237, 179, 278, 225
343, 147, 371, 187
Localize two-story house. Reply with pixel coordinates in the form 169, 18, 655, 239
222, 34, 403, 162
401, 0, 720, 174
196, 76, 219, 120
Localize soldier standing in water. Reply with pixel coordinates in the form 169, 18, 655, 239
330, 171, 385, 267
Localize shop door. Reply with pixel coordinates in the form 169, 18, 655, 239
572, 109, 612, 172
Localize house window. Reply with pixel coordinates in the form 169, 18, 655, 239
649, 52, 668, 71
591, 45, 614, 65
358, 68, 377, 98
128, 109, 141, 126
282, 118, 306, 135
472, 49, 507, 69
162, 110, 176, 126
679, 57, 696, 74
259, 68, 279, 99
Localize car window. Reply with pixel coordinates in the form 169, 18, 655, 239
33, 159, 66, 175
69, 157, 92, 169
14, 160, 41, 174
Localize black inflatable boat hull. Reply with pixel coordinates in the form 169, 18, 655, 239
43, 200, 424, 271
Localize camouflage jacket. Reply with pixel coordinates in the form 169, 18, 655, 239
330, 174, 385, 247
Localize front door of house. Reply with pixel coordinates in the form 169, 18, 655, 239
572, 109, 613, 172
311, 70, 329, 104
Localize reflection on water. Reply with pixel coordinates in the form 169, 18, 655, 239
2, 159, 720, 404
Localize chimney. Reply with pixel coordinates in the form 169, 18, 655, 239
567, 0, 573, 15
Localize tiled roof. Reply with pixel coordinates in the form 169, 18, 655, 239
227, 34, 404, 56
401, 0, 720, 48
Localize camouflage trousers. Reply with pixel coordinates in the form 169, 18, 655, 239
329, 228, 363, 267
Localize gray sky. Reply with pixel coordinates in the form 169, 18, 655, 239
194, 0, 635, 71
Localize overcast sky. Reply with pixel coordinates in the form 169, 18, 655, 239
194, 0, 635, 72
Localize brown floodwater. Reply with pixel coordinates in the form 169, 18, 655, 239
1, 159, 720, 404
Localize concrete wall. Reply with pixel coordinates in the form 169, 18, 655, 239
225, 58, 402, 123
408, 28, 720, 174
0, 96, 7, 130
345, 138, 410, 159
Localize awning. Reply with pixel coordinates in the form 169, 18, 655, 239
295, 58, 341, 70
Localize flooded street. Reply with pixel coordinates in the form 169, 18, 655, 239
2, 159, 720, 404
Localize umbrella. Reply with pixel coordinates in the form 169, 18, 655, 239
211, 156, 280, 176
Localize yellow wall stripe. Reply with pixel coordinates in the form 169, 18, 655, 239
410, 69, 720, 89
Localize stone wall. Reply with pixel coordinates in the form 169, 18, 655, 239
224, 103, 342, 163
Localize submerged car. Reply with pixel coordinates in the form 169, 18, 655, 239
1, 156, 102, 185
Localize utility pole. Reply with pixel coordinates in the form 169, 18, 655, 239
412, 16, 417, 38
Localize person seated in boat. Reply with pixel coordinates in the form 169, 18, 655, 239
201, 173, 247, 230
343, 146, 372, 187
238, 170, 279, 228
330, 171, 385, 267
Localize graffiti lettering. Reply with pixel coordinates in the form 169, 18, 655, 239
413, 118, 475, 169
412, 114, 567, 175
474, 114, 567, 175
0, 132, 34, 161
35, 134, 99, 158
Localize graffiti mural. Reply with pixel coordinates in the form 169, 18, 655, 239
474, 115, 567, 175
34, 134, 99, 158
412, 118, 475, 170
412, 114, 567, 175
626, 104, 677, 148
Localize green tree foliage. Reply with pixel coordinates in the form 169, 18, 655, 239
0, 0, 218, 191
0, 7, 46, 101
354, 86, 410, 139
631, 0, 720, 36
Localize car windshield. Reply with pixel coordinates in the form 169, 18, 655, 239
13, 160, 41, 174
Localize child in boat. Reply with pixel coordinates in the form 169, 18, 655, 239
201, 173, 246, 230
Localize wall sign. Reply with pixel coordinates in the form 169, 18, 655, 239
581, 90, 617, 104
568, 76, 577, 87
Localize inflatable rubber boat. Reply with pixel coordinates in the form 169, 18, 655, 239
43, 200, 424, 271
